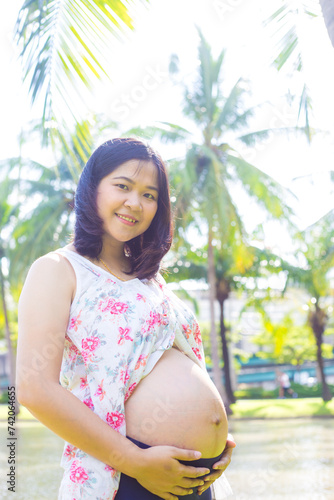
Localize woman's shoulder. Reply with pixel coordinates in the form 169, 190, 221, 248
19, 249, 77, 327
25, 247, 76, 291
32, 246, 74, 270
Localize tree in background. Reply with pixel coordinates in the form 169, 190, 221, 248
252, 311, 333, 373
242, 213, 334, 402
131, 30, 296, 406
292, 213, 334, 401
0, 177, 20, 411
6, 119, 102, 284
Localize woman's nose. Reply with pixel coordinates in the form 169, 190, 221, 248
124, 191, 142, 210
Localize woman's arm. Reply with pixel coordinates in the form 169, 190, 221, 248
16, 254, 209, 499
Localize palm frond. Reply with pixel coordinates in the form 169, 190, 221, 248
15, 0, 149, 142
214, 78, 250, 133
237, 125, 309, 146
125, 122, 191, 143
227, 152, 294, 220
298, 84, 312, 142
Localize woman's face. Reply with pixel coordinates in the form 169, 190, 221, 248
96, 159, 159, 246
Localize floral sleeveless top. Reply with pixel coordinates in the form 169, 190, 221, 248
56, 248, 206, 500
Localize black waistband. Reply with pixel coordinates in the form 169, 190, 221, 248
126, 435, 223, 468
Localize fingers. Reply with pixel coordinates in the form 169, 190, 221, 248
171, 448, 202, 461
198, 485, 210, 496
212, 439, 235, 472
179, 464, 211, 478
160, 478, 206, 498
226, 433, 236, 447
204, 471, 222, 481
212, 453, 231, 471
197, 476, 217, 496
172, 486, 196, 497
170, 448, 210, 478
180, 477, 206, 489
197, 471, 223, 496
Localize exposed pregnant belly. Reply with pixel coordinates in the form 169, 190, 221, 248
124, 347, 228, 458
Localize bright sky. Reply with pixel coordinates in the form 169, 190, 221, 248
1, 0, 334, 254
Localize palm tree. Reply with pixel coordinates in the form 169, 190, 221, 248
8, 119, 98, 282
14, 0, 149, 157
239, 222, 334, 403
249, 210, 334, 402
129, 30, 294, 406
291, 213, 334, 401
0, 178, 20, 412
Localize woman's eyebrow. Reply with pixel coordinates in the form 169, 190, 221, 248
113, 176, 159, 192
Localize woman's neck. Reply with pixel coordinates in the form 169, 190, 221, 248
98, 238, 131, 276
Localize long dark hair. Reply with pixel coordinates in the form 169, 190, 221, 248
74, 137, 173, 280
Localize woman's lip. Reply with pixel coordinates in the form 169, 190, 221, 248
115, 213, 138, 224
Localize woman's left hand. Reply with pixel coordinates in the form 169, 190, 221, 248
197, 434, 236, 496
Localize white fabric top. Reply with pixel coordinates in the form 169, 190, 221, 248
55, 247, 232, 499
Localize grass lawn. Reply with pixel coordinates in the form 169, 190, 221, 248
230, 397, 334, 419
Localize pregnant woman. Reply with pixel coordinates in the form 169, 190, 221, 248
16, 138, 234, 500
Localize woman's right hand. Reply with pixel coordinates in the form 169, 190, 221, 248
133, 445, 210, 500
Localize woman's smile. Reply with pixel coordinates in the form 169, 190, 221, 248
115, 213, 139, 225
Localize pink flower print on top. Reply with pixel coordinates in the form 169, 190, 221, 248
66, 337, 80, 361
192, 347, 202, 360
98, 298, 128, 315
135, 354, 147, 370
104, 464, 117, 478
69, 461, 89, 484
69, 312, 82, 332
81, 336, 100, 363
106, 278, 116, 284
83, 398, 94, 410
182, 324, 192, 339
117, 327, 133, 345
119, 368, 130, 385
193, 323, 202, 345
125, 382, 137, 402
64, 444, 76, 461
106, 411, 125, 430
82, 337, 100, 352
94, 379, 106, 401
145, 311, 165, 333
136, 293, 147, 302
110, 301, 128, 314
80, 376, 88, 390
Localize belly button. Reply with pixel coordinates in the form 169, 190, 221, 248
212, 415, 222, 426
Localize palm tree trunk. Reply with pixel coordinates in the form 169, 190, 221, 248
315, 335, 332, 402
218, 297, 236, 404
309, 305, 332, 402
319, 0, 334, 48
0, 260, 20, 414
207, 230, 231, 414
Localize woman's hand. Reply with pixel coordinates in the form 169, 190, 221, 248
134, 445, 211, 500
197, 434, 236, 496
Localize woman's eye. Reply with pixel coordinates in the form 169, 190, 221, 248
116, 184, 128, 190
144, 193, 156, 200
